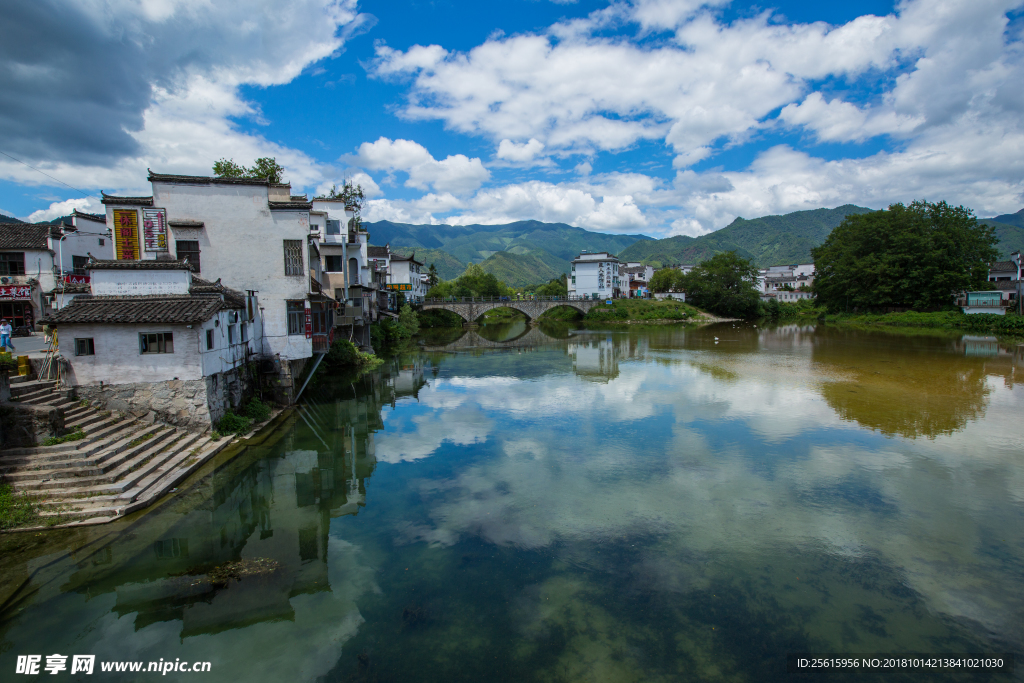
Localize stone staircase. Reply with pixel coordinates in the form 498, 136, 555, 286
1, 376, 233, 526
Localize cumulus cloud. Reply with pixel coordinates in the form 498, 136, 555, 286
0, 0, 366, 192
355, 137, 490, 194
496, 138, 546, 163
27, 197, 105, 223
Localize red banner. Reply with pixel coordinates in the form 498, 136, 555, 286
304, 303, 312, 339
62, 274, 90, 284
0, 285, 32, 299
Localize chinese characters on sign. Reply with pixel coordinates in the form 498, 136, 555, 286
304, 302, 312, 339
386, 283, 412, 291
62, 274, 90, 285
142, 208, 168, 252
112, 209, 140, 260
0, 285, 32, 299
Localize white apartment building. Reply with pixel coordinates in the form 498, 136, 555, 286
569, 252, 621, 299
388, 253, 426, 303
621, 262, 655, 297
102, 172, 332, 400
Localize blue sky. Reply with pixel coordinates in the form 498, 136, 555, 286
1, 0, 1022, 237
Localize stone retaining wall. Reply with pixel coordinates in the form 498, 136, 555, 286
0, 402, 65, 448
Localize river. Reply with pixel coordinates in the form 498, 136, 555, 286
1, 322, 1021, 682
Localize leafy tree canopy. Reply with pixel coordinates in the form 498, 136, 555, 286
427, 263, 512, 298
679, 251, 762, 318
811, 201, 999, 312
427, 263, 439, 288
212, 157, 285, 183
535, 273, 568, 297
649, 267, 685, 293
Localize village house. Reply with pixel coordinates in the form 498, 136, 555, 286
388, 253, 426, 303
569, 252, 621, 299
101, 172, 333, 401
366, 245, 397, 314
961, 251, 1023, 315
41, 259, 263, 430
758, 263, 815, 294
0, 217, 114, 332
620, 262, 654, 297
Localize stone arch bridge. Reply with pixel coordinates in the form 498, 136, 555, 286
421, 296, 603, 322
421, 326, 562, 352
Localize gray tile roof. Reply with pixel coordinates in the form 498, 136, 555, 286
100, 194, 153, 206
190, 277, 246, 309
148, 171, 270, 186
84, 259, 194, 271
0, 223, 53, 249
268, 200, 312, 210
168, 219, 204, 228
42, 294, 227, 325
990, 261, 1017, 272
992, 280, 1020, 290
73, 210, 106, 224
367, 245, 389, 258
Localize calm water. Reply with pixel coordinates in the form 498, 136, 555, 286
2, 323, 1022, 682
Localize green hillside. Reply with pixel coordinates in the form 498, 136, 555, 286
979, 213, 1024, 258
364, 219, 649, 266
477, 250, 563, 287
985, 208, 1024, 228
619, 205, 875, 267
390, 247, 465, 281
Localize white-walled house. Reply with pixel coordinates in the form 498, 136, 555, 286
0, 219, 113, 331
388, 253, 426, 303
759, 263, 816, 293
43, 260, 263, 429
569, 252, 621, 299
101, 172, 333, 400
621, 262, 654, 297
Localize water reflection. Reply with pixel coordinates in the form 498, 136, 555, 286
1, 326, 1022, 682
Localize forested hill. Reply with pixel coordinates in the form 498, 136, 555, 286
618, 205, 876, 267
979, 209, 1024, 256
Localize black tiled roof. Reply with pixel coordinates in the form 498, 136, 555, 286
0, 223, 52, 249
101, 193, 153, 206
390, 253, 422, 265
367, 246, 389, 258
42, 294, 227, 325
168, 219, 204, 228
47, 281, 91, 295
621, 265, 647, 274
73, 210, 106, 224
992, 280, 1021, 290
148, 171, 270, 186
990, 261, 1017, 272
84, 259, 193, 271
190, 277, 246, 308
268, 201, 312, 210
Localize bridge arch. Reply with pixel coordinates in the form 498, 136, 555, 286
420, 299, 596, 324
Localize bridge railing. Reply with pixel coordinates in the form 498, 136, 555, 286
423, 295, 604, 304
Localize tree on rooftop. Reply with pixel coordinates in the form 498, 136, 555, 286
811, 201, 998, 312
213, 158, 245, 178
326, 181, 366, 231
212, 157, 285, 183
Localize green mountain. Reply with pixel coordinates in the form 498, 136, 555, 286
979, 210, 1024, 257
477, 250, 563, 287
364, 219, 649, 269
986, 209, 1024, 228
390, 247, 465, 281
619, 205, 876, 267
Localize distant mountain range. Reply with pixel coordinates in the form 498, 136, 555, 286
364, 219, 649, 286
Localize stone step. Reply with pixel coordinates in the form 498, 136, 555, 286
0, 419, 144, 465
12, 428, 177, 491
5, 426, 173, 485
12, 387, 54, 403
9, 374, 37, 385
23, 393, 72, 407
9, 379, 55, 396
40, 432, 205, 506
64, 404, 92, 419
66, 410, 111, 431
41, 434, 230, 520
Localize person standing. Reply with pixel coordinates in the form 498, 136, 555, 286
0, 319, 14, 352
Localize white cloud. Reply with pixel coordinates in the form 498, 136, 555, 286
496, 138, 545, 163
355, 137, 490, 194
26, 197, 105, 223
779, 93, 925, 143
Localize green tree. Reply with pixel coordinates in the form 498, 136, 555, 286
535, 273, 568, 297
326, 181, 366, 232
212, 157, 285, 183
812, 201, 999, 312
428, 263, 439, 288
398, 303, 420, 336
649, 267, 685, 292
680, 252, 761, 318
427, 263, 511, 298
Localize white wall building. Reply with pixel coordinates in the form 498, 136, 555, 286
569, 252, 621, 299
44, 260, 263, 429
621, 262, 654, 297
102, 172, 333, 399
0, 217, 113, 330
388, 254, 426, 303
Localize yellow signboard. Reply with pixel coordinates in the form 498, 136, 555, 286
386, 283, 412, 291
113, 209, 140, 260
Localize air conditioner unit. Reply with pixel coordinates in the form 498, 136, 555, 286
0, 277, 10, 284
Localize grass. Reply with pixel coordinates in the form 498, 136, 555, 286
0, 483, 42, 531
127, 431, 155, 448
43, 426, 86, 446
819, 309, 1024, 338
577, 298, 700, 323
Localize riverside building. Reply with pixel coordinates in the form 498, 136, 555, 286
569, 252, 621, 299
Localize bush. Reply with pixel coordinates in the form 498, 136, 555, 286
418, 309, 464, 328
217, 411, 253, 435
243, 397, 272, 422
372, 318, 411, 347
324, 338, 360, 369
398, 304, 420, 336
43, 426, 85, 446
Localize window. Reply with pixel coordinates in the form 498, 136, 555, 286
241, 323, 248, 343
326, 219, 341, 235
228, 324, 236, 345
98, 238, 105, 246
74, 338, 95, 356
0, 252, 25, 276
140, 332, 173, 354
206, 329, 214, 350
72, 255, 89, 275
324, 255, 344, 272
176, 240, 200, 272
287, 300, 305, 335
283, 240, 303, 276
